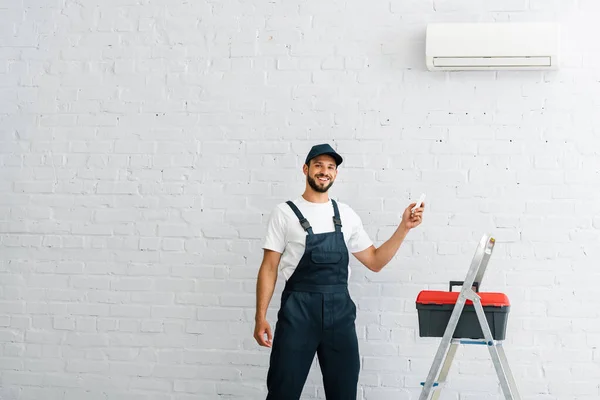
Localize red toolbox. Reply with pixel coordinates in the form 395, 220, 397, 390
416, 285, 510, 340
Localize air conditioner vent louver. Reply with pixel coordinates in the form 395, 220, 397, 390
425, 23, 560, 71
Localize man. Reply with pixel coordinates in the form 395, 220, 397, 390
254, 143, 424, 399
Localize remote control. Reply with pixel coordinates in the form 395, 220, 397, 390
412, 193, 426, 212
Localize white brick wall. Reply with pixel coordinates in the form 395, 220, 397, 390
1, 0, 600, 399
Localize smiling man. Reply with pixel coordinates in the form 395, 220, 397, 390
254, 143, 424, 399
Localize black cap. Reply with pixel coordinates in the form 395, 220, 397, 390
304, 143, 343, 166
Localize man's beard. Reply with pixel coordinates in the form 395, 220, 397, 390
307, 174, 333, 193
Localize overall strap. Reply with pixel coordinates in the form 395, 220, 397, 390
331, 199, 342, 233
286, 201, 313, 235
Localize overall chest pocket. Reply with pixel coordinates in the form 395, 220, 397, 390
311, 251, 344, 265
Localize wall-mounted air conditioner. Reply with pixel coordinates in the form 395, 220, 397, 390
425, 22, 560, 71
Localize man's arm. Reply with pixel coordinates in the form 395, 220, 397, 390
353, 225, 409, 273
353, 202, 424, 272
255, 249, 281, 321
254, 249, 281, 347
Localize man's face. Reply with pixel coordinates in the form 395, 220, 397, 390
304, 155, 337, 193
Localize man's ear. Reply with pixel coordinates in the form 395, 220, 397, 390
303, 163, 308, 176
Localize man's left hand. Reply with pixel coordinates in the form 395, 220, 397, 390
400, 202, 424, 231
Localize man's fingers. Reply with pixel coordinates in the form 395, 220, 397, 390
255, 326, 272, 347
256, 332, 268, 347
410, 203, 425, 214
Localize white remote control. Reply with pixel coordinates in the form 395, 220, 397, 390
412, 193, 426, 212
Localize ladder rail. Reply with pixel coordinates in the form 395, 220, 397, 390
472, 295, 516, 400
497, 343, 522, 400
431, 342, 458, 400
473, 235, 494, 290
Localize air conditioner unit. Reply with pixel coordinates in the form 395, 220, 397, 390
425, 22, 560, 71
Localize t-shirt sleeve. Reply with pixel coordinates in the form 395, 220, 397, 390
347, 209, 373, 254
262, 206, 287, 254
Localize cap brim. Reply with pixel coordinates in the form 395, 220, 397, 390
327, 152, 343, 165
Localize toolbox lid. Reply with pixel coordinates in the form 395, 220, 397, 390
416, 290, 510, 307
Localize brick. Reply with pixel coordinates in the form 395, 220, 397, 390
151, 306, 196, 319
153, 365, 198, 379
0, 301, 25, 314
53, 316, 76, 331
110, 278, 153, 291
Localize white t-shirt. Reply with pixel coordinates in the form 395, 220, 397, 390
262, 196, 374, 281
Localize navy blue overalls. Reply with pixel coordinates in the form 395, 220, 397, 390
266, 199, 360, 400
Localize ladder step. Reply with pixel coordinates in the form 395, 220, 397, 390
452, 339, 496, 346
420, 382, 440, 387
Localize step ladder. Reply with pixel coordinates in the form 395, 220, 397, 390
418, 234, 521, 400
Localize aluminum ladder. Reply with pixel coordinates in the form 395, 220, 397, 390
418, 234, 521, 400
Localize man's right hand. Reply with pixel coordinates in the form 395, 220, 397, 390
254, 319, 273, 347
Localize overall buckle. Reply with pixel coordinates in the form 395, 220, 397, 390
300, 218, 312, 231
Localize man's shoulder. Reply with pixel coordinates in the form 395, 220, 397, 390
268, 200, 297, 220
273, 197, 309, 213
273, 199, 295, 212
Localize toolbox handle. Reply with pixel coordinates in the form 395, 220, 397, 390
449, 281, 479, 293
